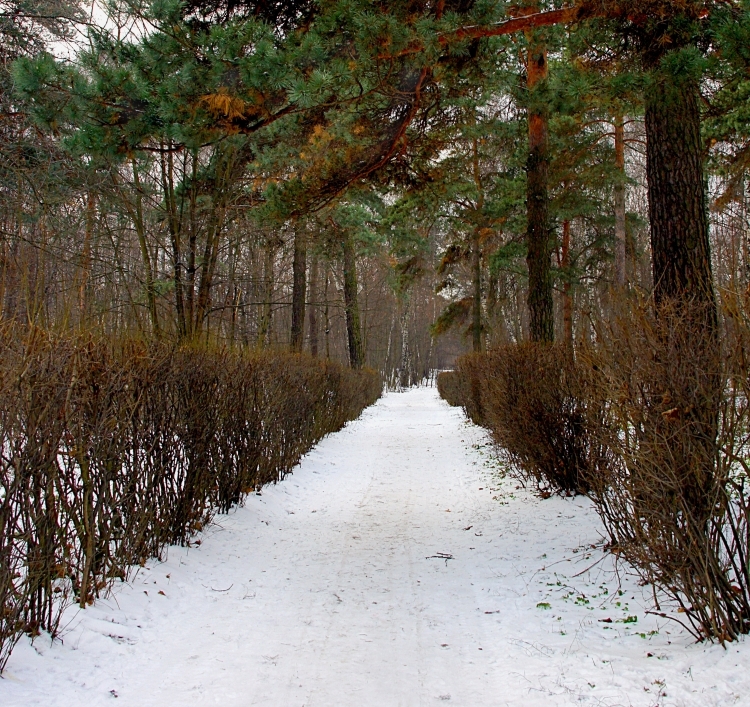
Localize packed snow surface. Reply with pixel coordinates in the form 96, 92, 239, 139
2, 387, 748, 706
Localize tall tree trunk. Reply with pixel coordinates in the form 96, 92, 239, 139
398, 298, 412, 388
562, 219, 573, 349
324, 262, 331, 359
2, 189, 21, 321
193, 206, 226, 335
0, 225, 8, 320
471, 229, 483, 353
470, 135, 485, 353
78, 191, 95, 325
644, 66, 715, 324
229, 286, 240, 347
385, 313, 395, 384
308, 255, 319, 357
525, 21, 554, 342
342, 231, 364, 368
614, 114, 628, 289
257, 240, 275, 348
194, 152, 233, 335
487, 270, 498, 320
643, 47, 720, 538
290, 225, 307, 352
240, 288, 249, 346
161, 145, 186, 339
129, 163, 160, 336
185, 152, 198, 336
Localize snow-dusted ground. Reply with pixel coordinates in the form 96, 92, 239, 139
2, 387, 748, 706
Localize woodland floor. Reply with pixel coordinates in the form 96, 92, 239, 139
1, 387, 749, 706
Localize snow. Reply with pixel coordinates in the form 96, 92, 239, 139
1, 386, 748, 706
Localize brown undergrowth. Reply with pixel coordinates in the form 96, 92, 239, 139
451, 344, 601, 496
0, 327, 380, 670
436, 371, 463, 408
440, 299, 750, 642
582, 300, 750, 642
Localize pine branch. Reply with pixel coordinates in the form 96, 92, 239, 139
377, 5, 593, 60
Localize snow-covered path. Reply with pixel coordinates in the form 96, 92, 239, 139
2, 387, 748, 706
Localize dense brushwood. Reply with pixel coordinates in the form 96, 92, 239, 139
0, 328, 380, 669
436, 371, 463, 408
440, 300, 750, 643
451, 344, 601, 496
581, 301, 750, 642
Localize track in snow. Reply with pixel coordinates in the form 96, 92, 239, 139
2, 387, 748, 706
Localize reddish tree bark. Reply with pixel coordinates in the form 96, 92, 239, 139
525, 19, 554, 343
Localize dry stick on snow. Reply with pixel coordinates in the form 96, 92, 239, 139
426, 552, 455, 566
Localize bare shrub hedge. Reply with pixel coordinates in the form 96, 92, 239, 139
0, 327, 380, 669
440, 301, 750, 642
436, 371, 463, 407
451, 345, 601, 496
582, 302, 750, 642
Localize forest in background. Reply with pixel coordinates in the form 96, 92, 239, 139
5, 0, 746, 381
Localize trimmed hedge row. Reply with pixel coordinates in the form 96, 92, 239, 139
436, 371, 463, 408
444, 345, 598, 496
439, 308, 750, 643
0, 328, 380, 669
